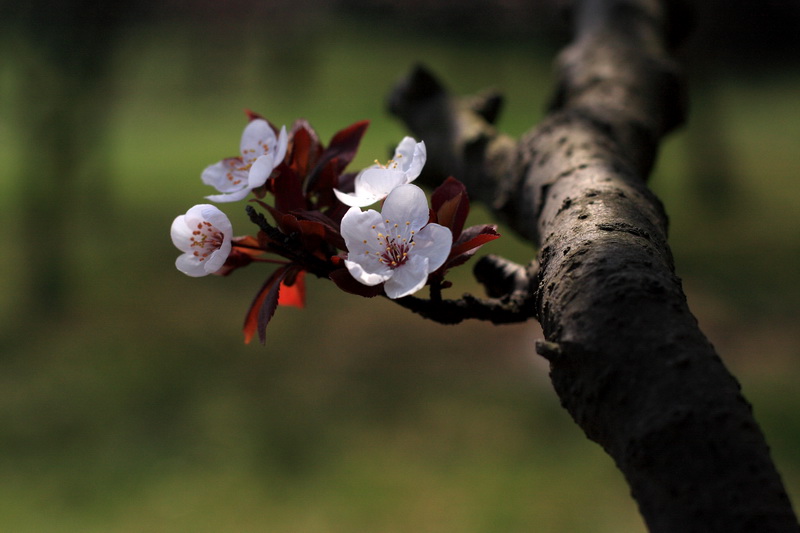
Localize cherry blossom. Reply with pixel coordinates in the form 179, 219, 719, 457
202, 119, 288, 203
171, 204, 233, 277
340, 184, 451, 299
334, 136, 425, 207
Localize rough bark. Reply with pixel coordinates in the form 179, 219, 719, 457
388, 0, 800, 531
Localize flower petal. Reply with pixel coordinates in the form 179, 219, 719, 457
383, 254, 429, 298
205, 187, 252, 203
355, 168, 408, 198
274, 125, 289, 165
411, 222, 452, 272
190, 204, 233, 236
334, 168, 408, 207
201, 159, 248, 194
381, 184, 430, 233
395, 138, 425, 181
393, 137, 417, 165
334, 188, 384, 207
175, 253, 209, 277
248, 153, 275, 189
240, 119, 276, 164
170, 215, 193, 252
204, 242, 232, 273
340, 207, 384, 252
344, 258, 391, 286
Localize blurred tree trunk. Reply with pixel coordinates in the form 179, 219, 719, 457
388, 0, 800, 531
7, 1, 133, 316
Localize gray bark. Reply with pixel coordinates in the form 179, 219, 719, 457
388, 0, 800, 531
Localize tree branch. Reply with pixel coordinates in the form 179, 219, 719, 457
388, 0, 799, 530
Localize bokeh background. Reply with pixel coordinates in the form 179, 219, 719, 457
1, 1, 799, 531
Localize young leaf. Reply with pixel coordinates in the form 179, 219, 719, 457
288, 120, 322, 178
432, 177, 470, 239
325, 119, 370, 174
243, 266, 292, 344
278, 269, 306, 308
450, 225, 500, 258
305, 120, 369, 195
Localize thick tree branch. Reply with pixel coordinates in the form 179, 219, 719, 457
389, 0, 799, 531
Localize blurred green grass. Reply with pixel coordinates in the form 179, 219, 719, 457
0, 11, 799, 532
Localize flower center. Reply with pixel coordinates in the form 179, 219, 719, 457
223, 159, 249, 186
372, 220, 415, 269
380, 238, 410, 268
190, 221, 224, 262
374, 153, 403, 170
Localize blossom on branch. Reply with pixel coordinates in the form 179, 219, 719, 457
340, 184, 451, 298
170, 112, 500, 344
171, 204, 233, 277
334, 136, 425, 207
202, 119, 288, 203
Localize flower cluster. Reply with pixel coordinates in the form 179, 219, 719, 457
171, 111, 500, 344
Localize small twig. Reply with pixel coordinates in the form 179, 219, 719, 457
392, 255, 538, 325
393, 292, 534, 325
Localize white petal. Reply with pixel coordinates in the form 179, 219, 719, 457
240, 119, 275, 163
204, 242, 231, 273
344, 258, 391, 286
381, 184, 430, 233
384, 254, 429, 298
393, 137, 416, 163
175, 253, 210, 277
340, 207, 385, 254
205, 187, 252, 203
392, 137, 426, 181
334, 188, 384, 207
248, 153, 274, 188
404, 140, 426, 182
412, 223, 452, 272
170, 215, 193, 252
274, 125, 288, 165
191, 204, 233, 237
201, 159, 248, 194
354, 168, 407, 199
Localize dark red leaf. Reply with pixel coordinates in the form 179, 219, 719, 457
449, 225, 500, 259
278, 269, 306, 308
305, 120, 369, 197
431, 177, 467, 211
310, 158, 343, 208
272, 167, 307, 212
244, 109, 264, 122
262, 204, 299, 236
296, 219, 328, 256
432, 177, 470, 239
243, 266, 293, 345
214, 235, 265, 276
231, 235, 263, 252
296, 210, 347, 250
288, 120, 322, 178
325, 120, 370, 173
244, 109, 282, 136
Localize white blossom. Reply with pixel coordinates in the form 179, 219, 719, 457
202, 119, 288, 203
334, 137, 426, 207
340, 184, 451, 299
171, 204, 233, 277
